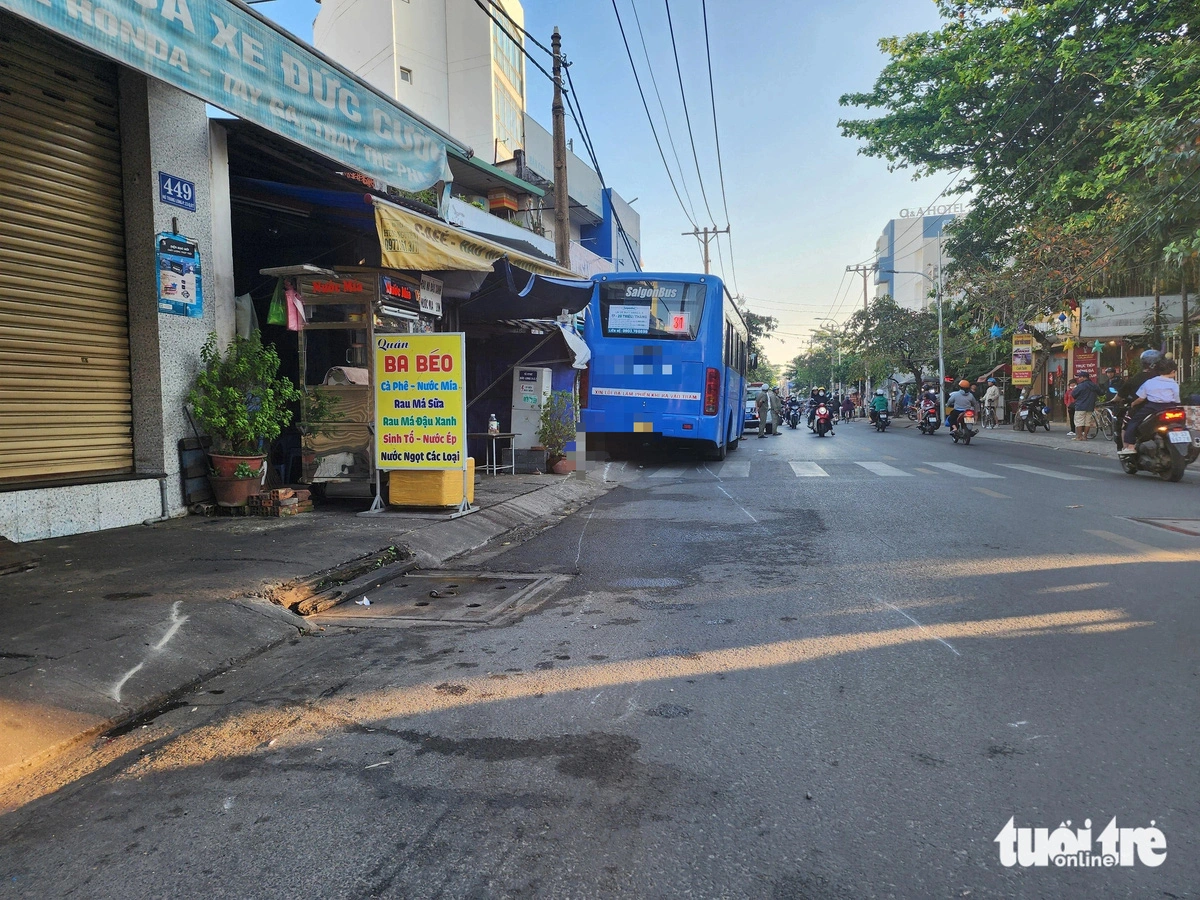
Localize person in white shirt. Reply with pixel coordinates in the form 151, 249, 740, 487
983, 378, 1002, 427
1120, 358, 1180, 454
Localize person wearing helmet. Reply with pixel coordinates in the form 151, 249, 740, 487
807, 385, 831, 429
946, 379, 979, 434
983, 377, 1002, 428
1116, 350, 1170, 452
868, 387, 889, 425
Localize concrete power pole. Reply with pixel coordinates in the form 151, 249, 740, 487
551, 28, 570, 269
846, 263, 877, 396
682, 226, 730, 275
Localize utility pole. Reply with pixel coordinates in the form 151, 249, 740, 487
846, 262, 877, 396
682, 225, 730, 275
551, 27, 570, 268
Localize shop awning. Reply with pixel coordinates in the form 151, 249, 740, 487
374, 198, 577, 279
458, 259, 593, 324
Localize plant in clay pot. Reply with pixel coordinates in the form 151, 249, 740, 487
536, 390, 575, 474
188, 331, 301, 504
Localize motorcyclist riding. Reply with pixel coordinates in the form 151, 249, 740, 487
807, 386, 831, 429
1117, 350, 1170, 454
946, 380, 979, 433
868, 388, 888, 424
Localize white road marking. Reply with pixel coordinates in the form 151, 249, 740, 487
788, 461, 829, 477
971, 486, 1011, 499
997, 463, 1091, 481
153, 601, 189, 651
574, 506, 596, 567
1071, 464, 1114, 473
884, 602, 961, 656
648, 464, 692, 478
709, 460, 750, 479
110, 601, 189, 703
717, 484, 758, 523
1037, 582, 1108, 594
923, 462, 1003, 479
854, 461, 912, 477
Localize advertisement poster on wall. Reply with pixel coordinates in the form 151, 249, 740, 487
374, 333, 467, 470
1012, 334, 1034, 386
1072, 351, 1099, 378
156, 233, 203, 318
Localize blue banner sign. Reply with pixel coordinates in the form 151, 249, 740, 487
1, 0, 450, 192
156, 232, 203, 317
159, 171, 196, 211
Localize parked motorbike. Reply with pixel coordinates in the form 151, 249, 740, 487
1019, 395, 1051, 432
950, 409, 978, 445
917, 402, 940, 435
813, 403, 834, 437
873, 410, 891, 432
1117, 406, 1198, 482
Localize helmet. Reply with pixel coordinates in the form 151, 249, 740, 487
1140, 349, 1163, 370
987, 377, 996, 384
875, 388, 884, 396
959, 380, 971, 389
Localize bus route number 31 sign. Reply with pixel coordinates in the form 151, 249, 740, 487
374, 334, 467, 470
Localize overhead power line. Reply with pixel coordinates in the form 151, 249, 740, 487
470, 0, 554, 83
701, 0, 738, 293
664, 0, 717, 226
609, 0, 698, 230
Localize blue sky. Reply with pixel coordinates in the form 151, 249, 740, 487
258, 0, 949, 367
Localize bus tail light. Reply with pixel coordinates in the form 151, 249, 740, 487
578, 367, 589, 408
704, 368, 720, 415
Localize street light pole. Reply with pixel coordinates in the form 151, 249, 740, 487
884, 268, 946, 421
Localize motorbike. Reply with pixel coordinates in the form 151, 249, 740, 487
1116, 405, 1198, 482
950, 408, 978, 445
873, 409, 891, 432
1018, 394, 1051, 432
787, 403, 801, 430
813, 403, 834, 437
917, 401, 940, 435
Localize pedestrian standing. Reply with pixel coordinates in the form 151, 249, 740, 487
1070, 373, 1101, 440
1064, 377, 1077, 436
768, 387, 783, 436
755, 388, 770, 438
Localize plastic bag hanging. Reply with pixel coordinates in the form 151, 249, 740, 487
266, 278, 287, 326
285, 278, 307, 331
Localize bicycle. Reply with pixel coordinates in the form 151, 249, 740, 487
1094, 405, 1118, 441
982, 406, 999, 429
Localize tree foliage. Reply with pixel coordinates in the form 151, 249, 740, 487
740, 307, 778, 382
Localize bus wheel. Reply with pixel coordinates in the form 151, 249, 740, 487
728, 437, 739, 452
708, 440, 727, 462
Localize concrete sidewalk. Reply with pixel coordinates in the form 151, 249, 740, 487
0, 472, 608, 790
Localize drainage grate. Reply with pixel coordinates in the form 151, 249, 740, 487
1127, 518, 1200, 537
309, 571, 573, 627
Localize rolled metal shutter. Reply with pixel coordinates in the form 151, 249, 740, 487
0, 14, 134, 484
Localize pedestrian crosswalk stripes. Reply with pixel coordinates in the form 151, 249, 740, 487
997, 463, 1091, 480
854, 461, 912, 477
788, 461, 830, 477
922, 462, 1004, 479
614, 458, 1110, 482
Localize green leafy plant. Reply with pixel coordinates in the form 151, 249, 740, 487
188, 330, 302, 455
299, 387, 345, 442
536, 390, 575, 464
231, 461, 261, 479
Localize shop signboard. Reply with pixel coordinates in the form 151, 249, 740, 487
1012, 333, 1034, 386
156, 232, 203, 317
375, 333, 466, 471
419, 275, 443, 317
1073, 351, 1098, 378
1, 0, 449, 192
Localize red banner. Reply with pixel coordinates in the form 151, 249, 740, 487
1073, 352, 1098, 378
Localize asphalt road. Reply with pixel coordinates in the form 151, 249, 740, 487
2, 419, 1197, 899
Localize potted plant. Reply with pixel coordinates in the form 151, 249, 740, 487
187, 331, 301, 506
536, 390, 576, 474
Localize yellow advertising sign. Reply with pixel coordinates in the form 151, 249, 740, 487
1012, 333, 1034, 386
375, 333, 467, 470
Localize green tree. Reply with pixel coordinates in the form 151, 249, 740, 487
846, 296, 941, 389
741, 307, 778, 382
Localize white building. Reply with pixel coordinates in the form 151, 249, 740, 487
313, 0, 639, 272
874, 206, 961, 310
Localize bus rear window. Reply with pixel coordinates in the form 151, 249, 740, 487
599, 281, 706, 340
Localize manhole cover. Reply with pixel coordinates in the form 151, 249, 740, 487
310, 571, 572, 627
1128, 518, 1200, 537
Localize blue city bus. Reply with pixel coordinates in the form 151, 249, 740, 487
580, 272, 748, 459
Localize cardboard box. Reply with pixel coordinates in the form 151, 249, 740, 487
387, 459, 475, 507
